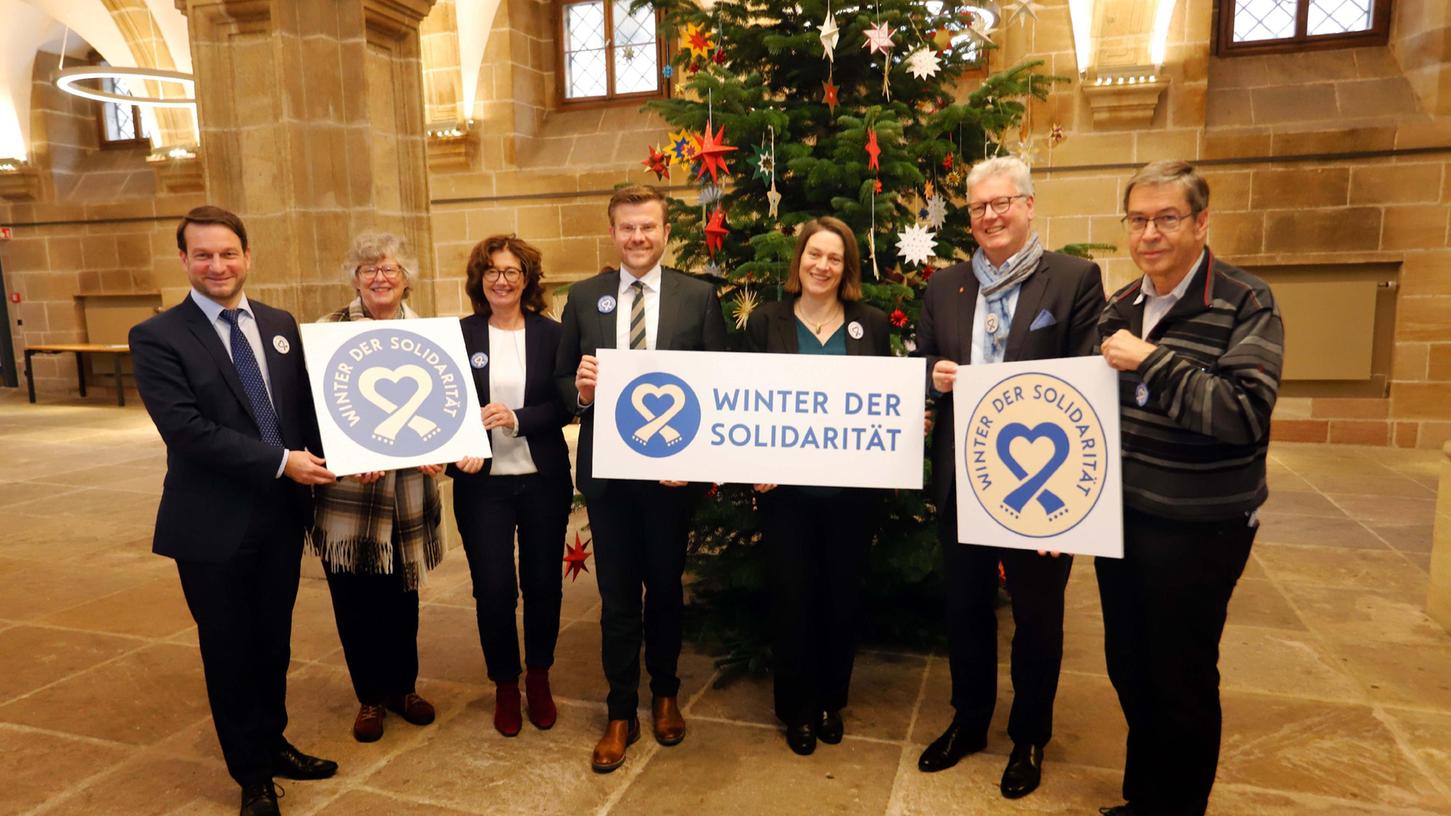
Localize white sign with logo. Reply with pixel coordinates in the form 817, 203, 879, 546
300, 318, 491, 476
953, 356, 1123, 557
593, 348, 926, 489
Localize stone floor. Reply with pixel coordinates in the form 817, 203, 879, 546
3, 388, 1451, 815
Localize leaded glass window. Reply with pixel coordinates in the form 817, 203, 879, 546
562, 0, 662, 102
1220, 0, 1389, 54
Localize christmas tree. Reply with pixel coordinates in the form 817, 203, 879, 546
639, 0, 1067, 675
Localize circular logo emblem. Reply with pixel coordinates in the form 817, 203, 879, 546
272, 335, 290, 354
963, 372, 1108, 538
470, 352, 488, 369
984, 313, 1000, 335
1134, 382, 1149, 407
597, 295, 617, 314
615, 371, 702, 458
323, 328, 468, 457
847, 321, 864, 340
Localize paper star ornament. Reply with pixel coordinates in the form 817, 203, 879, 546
965, 13, 997, 44
819, 12, 840, 61
823, 80, 839, 112
683, 22, 715, 61
695, 122, 739, 184
863, 21, 895, 55
668, 129, 701, 167
704, 207, 729, 256
699, 183, 725, 206
749, 144, 775, 182
564, 532, 592, 582
731, 288, 759, 330
1012, 137, 1040, 166
767, 185, 782, 218
865, 128, 881, 171
641, 144, 670, 180
906, 48, 942, 80
924, 194, 947, 229
1004, 0, 1044, 26
896, 223, 938, 267
929, 28, 956, 52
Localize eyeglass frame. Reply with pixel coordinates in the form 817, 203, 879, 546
482, 267, 525, 283
356, 263, 405, 281
1120, 210, 1200, 234
966, 194, 1031, 219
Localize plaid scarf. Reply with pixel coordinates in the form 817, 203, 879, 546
307, 296, 442, 589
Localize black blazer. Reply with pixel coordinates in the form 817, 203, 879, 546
450, 311, 571, 481
129, 295, 320, 563
917, 251, 1105, 509
554, 266, 729, 498
744, 298, 892, 357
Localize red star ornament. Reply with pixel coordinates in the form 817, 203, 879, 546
695, 122, 739, 184
704, 207, 729, 256
564, 532, 592, 582
823, 80, 839, 112
865, 128, 881, 172
641, 144, 670, 180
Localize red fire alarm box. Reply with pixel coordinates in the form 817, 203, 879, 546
0, 226, 12, 241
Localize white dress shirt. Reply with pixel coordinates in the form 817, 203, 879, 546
615, 264, 663, 351
188, 288, 288, 477
487, 324, 537, 475
1138, 249, 1204, 339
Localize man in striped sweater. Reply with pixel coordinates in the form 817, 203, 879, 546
1095, 161, 1284, 816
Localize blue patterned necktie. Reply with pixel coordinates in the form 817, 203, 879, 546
219, 308, 285, 448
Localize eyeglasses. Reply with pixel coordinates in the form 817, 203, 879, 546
967, 194, 1029, 219
483, 267, 523, 283
1122, 212, 1194, 234
358, 264, 403, 281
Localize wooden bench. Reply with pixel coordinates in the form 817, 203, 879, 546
24, 343, 131, 406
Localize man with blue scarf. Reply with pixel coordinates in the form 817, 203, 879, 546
915, 157, 1105, 799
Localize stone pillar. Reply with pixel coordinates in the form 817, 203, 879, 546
173, 0, 437, 320
1429, 442, 1451, 632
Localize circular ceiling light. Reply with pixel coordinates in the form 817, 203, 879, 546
54, 66, 195, 109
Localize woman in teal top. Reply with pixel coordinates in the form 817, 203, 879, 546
744, 216, 891, 756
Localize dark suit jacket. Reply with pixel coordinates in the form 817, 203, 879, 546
129, 295, 320, 563
450, 311, 571, 481
918, 251, 1105, 509
744, 298, 892, 357
554, 266, 729, 498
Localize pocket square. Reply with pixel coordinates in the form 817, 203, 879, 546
1029, 308, 1057, 331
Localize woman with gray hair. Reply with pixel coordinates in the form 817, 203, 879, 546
310, 231, 444, 744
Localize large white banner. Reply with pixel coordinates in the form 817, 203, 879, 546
300, 318, 491, 476
593, 348, 926, 489
953, 356, 1123, 558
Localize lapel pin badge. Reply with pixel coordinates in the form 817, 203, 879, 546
470, 352, 488, 369
597, 295, 617, 314
272, 336, 290, 354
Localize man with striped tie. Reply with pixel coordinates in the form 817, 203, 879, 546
555, 185, 727, 773
130, 206, 339, 816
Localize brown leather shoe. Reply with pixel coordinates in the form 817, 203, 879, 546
353, 703, 385, 743
652, 696, 687, 746
385, 692, 436, 726
590, 718, 640, 773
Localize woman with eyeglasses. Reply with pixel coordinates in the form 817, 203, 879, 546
745, 216, 891, 757
450, 235, 573, 738
311, 232, 443, 743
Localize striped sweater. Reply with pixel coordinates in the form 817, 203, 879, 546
1098, 250, 1284, 521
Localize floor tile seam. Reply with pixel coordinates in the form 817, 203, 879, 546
302, 784, 489, 816
0, 636, 161, 708
1368, 703, 1451, 804
1320, 491, 1439, 533
1212, 779, 1451, 814
25, 589, 199, 639
19, 758, 146, 816
902, 652, 933, 752
1354, 518, 1437, 577
22, 480, 162, 497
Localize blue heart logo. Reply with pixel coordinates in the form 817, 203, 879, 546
995, 421, 1070, 520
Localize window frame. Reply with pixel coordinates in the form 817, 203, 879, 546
95, 76, 149, 150
555, 0, 670, 109
1215, 0, 1393, 57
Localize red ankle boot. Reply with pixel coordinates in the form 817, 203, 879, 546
494, 682, 521, 737
525, 668, 557, 730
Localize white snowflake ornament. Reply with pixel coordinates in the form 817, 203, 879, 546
896, 223, 938, 267
906, 48, 941, 80
924, 194, 947, 229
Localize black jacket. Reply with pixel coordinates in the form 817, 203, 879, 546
744, 297, 892, 357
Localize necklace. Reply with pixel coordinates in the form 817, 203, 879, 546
795, 301, 843, 336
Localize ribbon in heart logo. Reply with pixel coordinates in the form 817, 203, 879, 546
616, 371, 701, 458
324, 327, 467, 457
963, 371, 1108, 538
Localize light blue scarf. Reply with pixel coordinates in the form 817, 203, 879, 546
971, 234, 1043, 363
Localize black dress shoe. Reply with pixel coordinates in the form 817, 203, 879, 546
1000, 743, 1044, 799
917, 722, 987, 773
1098, 806, 1136, 816
273, 742, 338, 780
240, 781, 281, 816
786, 722, 817, 756
818, 710, 844, 744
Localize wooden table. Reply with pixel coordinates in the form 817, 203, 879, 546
24, 343, 131, 406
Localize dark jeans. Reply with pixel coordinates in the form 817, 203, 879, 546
454, 472, 573, 683
939, 496, 1073, 748
175, 493, 301, 787
1095, 506, 1256, 816
762, 487, 875, 727
323, 541, 420, 705
585, 480, 700, 720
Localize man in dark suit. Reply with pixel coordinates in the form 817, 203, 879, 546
130, 206, 339, 816
915, 158, 1105, 799
555, 185, 727, 773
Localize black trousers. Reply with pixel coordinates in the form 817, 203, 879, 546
762, 488, 875, 727
585, 480, 699, 720
1095, 507, 1256, 816
323, 540, 420, 705
454, 472, 573, 683
939, 496, 1073, 748
175, 493, 301, 788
